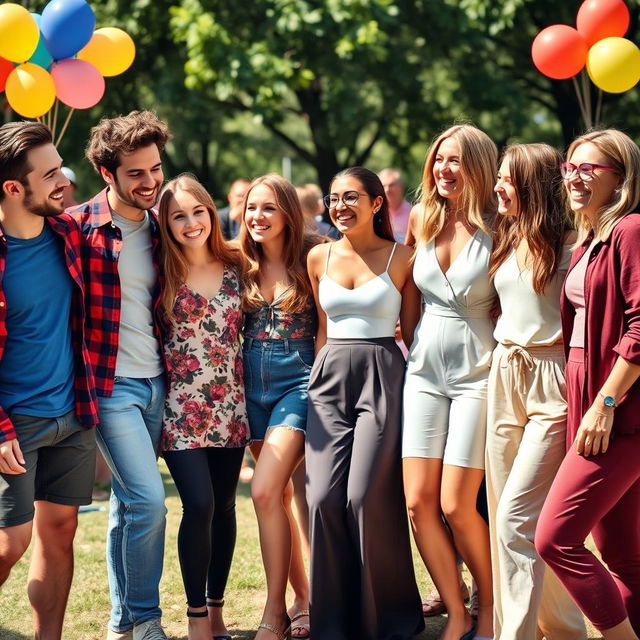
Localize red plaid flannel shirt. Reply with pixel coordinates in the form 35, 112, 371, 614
0, 217, 99, 443
66, 188, 164, 397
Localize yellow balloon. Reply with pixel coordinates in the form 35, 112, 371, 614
0, 4, 39, 63
587, 37, 640, 93
6, 63, 56, 119
77, 27, 136, 77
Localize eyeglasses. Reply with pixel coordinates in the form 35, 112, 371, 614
560, 162, 617, 181
323, 191, 368, 208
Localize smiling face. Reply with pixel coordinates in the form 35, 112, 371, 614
244, 183, 286, 244
327, 175, 381, 235
565, 142, 620, 224
495, 158, 519, 217
433, 137, 464, 203
167, 187, 212, 251
21, 143, 69, 217
101, 144, 164, 218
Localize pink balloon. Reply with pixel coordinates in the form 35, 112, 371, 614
51, 58, 104, 108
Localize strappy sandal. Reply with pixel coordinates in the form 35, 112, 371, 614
206, 599, 232, 640
422, 581, 470, 616
289, 609, 310, 639
257, 614, 291, 640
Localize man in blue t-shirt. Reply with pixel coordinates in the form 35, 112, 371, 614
0, 122, 99, 640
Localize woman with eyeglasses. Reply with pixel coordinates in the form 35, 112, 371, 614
402, 124, 497, 640
305, 167, 424, 640
535, 130, 640, 639
486, 144, 586, 640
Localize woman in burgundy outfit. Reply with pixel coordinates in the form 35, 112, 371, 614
536, 129, 640, 640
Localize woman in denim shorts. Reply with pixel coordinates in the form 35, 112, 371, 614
239, 174, 323, 640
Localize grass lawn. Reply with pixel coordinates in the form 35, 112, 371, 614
1, 461, 601, 639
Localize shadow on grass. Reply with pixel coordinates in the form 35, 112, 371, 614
0, 628, 31, 640
167, 631, 260, 640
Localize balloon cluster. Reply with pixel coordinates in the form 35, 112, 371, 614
531, 0, 639, 94
0, 0, 135, 119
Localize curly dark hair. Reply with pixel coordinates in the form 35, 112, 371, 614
86, 110, 170, 174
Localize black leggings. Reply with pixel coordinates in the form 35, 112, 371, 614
164, 446, 245, 607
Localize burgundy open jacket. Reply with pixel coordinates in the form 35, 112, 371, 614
561, 213, 640, 435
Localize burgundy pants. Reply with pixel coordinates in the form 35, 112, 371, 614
535, 348, 640, 632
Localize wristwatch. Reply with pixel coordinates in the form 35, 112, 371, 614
598, 391, 617, 408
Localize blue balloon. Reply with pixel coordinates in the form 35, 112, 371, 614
40, 0, 95, 61
28, 14, 53, 70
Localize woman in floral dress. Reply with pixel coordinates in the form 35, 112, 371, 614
158, 174, 250, 640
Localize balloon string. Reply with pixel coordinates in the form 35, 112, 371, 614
51, 99, 60, 140
582, 69, 593, 129
572, 76, 589, 129
55, 108, 75, 147
595, 89, 603, 128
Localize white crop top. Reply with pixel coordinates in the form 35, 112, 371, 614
319, 243, 401, 339
493, 244, 572, 347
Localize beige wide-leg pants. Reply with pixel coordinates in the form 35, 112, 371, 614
486, 343, 586, 640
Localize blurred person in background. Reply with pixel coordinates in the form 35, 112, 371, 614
218, 178, 250, 240
378, 168, 412, 243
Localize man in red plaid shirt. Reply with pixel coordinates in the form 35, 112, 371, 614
0, 122, 99, 640
68, 111, 170, 640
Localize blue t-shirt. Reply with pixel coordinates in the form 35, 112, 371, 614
0, 224, 75, 418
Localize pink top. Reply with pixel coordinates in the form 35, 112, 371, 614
564, 239, 596, 348
390, 200, 412, 243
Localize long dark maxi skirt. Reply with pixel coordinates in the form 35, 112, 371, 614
305, 337, 424, 640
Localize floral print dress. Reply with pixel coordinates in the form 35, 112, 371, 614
162, 266, 250, 451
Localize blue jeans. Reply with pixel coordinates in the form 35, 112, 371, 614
243, 337, 314, 441
96, 375, 167, 632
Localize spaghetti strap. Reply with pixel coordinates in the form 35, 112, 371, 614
324, 243, 333, 276
385, 243, 397, 273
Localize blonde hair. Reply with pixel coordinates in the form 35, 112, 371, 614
489, 144, 569, 295
414, 124, 497, 245
295, 183, 323, 218
157, 173, 243, 325
567, 129, 640, 244
239, 174, 320, 313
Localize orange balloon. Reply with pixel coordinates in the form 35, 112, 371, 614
77, 27, 135, 77
532, 25, 588, 80
577, 0, 630, 47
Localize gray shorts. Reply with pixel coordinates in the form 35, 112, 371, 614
0, 411, 96, 527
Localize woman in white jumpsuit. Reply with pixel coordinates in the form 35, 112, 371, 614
403, 124, 497, 640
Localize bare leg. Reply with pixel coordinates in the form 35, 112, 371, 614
28, 501, 79, 640
441, 465, 493, 638
404, 458, 473, 640
284, 474, 310, 637
0, 520, 32, 585
251, 429, 305, 640
187, 605, 210, 640
601, 619, 639, 640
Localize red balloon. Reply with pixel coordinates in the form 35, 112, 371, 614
532, 25, 589, 80
0, 57, 13, 92
577, 0, 630, 46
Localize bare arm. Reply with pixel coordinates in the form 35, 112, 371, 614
307, 244, 328, 353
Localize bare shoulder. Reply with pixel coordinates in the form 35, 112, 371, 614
393, 243, 414, 264
307, 241, 331, 275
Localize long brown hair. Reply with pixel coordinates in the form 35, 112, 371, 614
489, 144, 568, 295
158, 173, 243, 324
566, 129, 640, 244
239, 174, 320, 313
414, 124, 497, 245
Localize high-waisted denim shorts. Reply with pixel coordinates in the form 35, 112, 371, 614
243, 337, 314, 441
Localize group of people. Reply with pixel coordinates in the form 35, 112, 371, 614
0, 110, 638, 640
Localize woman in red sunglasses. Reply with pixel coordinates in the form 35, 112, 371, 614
536, 129, 640, 640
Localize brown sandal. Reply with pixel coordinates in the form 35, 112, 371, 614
290, 609, 310, 639
422, 582, 470, 617
257, 614, 291, 640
